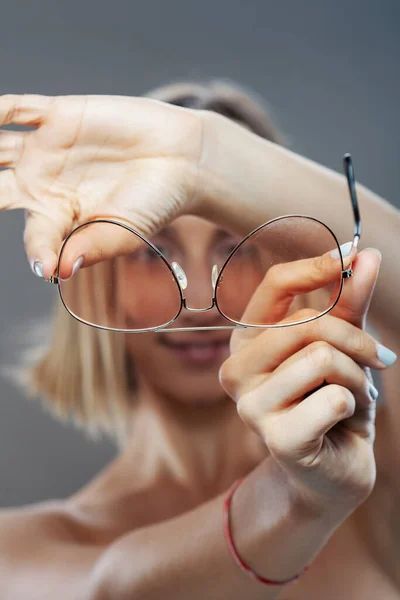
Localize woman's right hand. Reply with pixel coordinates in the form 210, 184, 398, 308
0, 94, 204, 279
219, 247, 395, 524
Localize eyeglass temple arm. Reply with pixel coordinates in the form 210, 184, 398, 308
343, 153, 361, 248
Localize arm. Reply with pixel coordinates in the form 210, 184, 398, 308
1, 93, 397, 332
87, 458, 335, 600
87, 250, 387, 600
196, 110, 400, 334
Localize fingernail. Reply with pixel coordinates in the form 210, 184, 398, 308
31, 260, 44, 279
369, 384, 379, 402
72, 256, 84, 276
364, 248, 382, 261
61, 256, 83, 281
330, 241, 353, 260
376, 343, 398, 367
60, 256, 84, 281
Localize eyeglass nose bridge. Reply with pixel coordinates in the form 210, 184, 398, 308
182, 298, 216, 312
172, 261, 218, 313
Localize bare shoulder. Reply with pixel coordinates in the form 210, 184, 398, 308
0, 500, 61, 552
0, 501, 105, 599
0, 477, 199, 598
0, 499, 97, 550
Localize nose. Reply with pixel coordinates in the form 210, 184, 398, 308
172, 261, 217, 311
171, 260, 228, 328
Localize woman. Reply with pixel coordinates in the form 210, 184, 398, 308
0, 81, 398, 600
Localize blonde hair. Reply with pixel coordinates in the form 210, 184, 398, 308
21, 80, 283, 445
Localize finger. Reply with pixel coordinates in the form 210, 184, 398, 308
0, 169, 17, 209
236, 343, 373, 435
221, 310, 388, 401
238, 242, 357, 326
329, 248, 382, 408
265, 385, 359, 463
24, 213, 65, 280
55, 220, 144, 280
271, 341, 374, 409
0, 131, 26, 167
0, 94, 53, 126
329, 248, 382, 329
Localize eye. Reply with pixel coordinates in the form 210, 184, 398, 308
151, 238, 184, 263
213, 240, 240, 261
129, 246, 162, 262
155, 244, 171, 259
223, 242, 239, 255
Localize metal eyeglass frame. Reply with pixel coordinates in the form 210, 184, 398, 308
49, 153, 361, 333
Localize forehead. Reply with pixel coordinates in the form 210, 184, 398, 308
158, 216, 235, 240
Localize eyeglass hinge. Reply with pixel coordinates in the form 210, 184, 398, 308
342, 268, 353, 279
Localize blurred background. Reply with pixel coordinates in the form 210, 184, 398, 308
0, 0, 398, 506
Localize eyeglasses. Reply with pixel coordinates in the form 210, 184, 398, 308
48, 154, 361, 333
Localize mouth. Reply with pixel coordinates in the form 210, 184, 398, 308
158, 335, 231, 364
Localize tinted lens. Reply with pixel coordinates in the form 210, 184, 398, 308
58, 221, 182, 331
215, 216, 344, 327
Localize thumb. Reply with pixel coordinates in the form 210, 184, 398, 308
329, 248, 382, 330
24, 211, 66, 281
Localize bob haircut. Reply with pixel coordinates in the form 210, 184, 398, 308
20, 80, 284, 446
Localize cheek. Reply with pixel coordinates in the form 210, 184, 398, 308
116, 267, 181, 328
217, 264, 264, 319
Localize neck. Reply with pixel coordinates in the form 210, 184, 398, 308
69, 376, 267, 526
120, 377, 267, 499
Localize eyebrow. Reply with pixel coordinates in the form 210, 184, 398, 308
153, 226, 178, 241
156, 226, 236, 243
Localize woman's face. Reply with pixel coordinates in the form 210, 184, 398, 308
123, 216, 244, 406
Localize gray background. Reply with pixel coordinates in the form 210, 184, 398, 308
0, 0, 398, 506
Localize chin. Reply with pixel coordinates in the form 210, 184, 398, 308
158, 372, 229, 408
126, 334, 232, 407
176, 387, 229, 408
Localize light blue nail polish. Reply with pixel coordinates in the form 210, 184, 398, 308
369, 384, 379, 401
32, 261, 44, 279
330, 241, 353, 260
376, 344, 398, 367
364, 248, 382, 260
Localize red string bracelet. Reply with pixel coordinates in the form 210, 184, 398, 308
223, 477, 309, 586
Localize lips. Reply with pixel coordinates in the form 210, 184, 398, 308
158, 336, 231, 364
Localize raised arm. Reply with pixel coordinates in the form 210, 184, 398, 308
196, 110, 400, 334
1, 93, 397, 334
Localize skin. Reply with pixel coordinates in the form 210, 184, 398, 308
0, 217, 395, 600
0, 217, 271, 599
0, 94, 399, 599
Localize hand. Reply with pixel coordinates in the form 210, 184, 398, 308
0, 94, 203, 279
219, 248, 394, 522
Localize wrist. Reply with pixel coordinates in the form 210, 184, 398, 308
192, 110, 272, 233
229, 458, 339, 584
